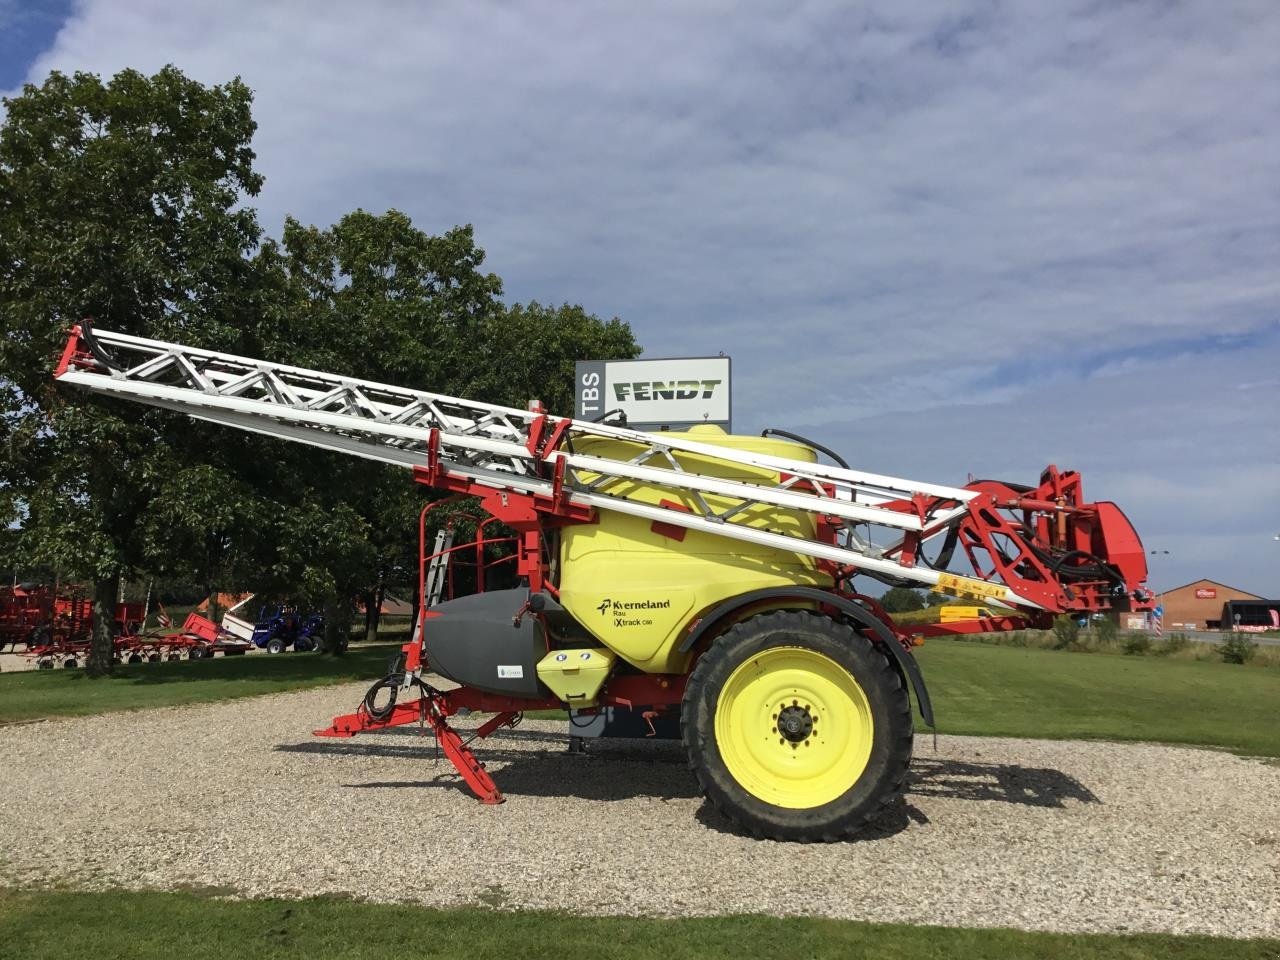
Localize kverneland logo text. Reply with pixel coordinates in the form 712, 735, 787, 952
596, 598, 672, 616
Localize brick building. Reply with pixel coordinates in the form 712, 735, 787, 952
1156, 579, 1263, 631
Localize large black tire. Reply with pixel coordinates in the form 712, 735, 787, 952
265, 637, 286, 655
682, 610, 913, 842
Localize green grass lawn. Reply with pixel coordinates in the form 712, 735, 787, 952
0, 644, 399, 724
4, 637, 1279, 758
1, 889, 1275, 960
916, 639, 1280, 756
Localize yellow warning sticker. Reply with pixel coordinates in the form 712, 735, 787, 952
936, 572, 1006, 601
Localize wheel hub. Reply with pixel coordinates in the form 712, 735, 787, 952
714, 645, 875, 810
776, 703, 814, 744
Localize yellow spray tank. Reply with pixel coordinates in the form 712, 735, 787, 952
556, 425, 832, 674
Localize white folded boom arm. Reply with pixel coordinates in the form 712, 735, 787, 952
55, 326, 1036, 607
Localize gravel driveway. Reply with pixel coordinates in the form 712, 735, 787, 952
1, 682, 1277, 938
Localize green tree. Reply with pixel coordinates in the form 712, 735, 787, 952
250, 210, 641, 645
878, 586, 926, 613
2, 72, 642, 663
0, 66, 265, 675
243, 210, 505, 649
136, 463, 273, 626
466, 300, 641, 415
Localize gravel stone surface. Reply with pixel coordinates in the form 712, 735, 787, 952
1, 682, 1277, 937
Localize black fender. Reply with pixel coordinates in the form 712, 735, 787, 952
677, 586, 934, 728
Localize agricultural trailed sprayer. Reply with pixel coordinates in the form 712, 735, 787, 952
55, 323, 1152, 840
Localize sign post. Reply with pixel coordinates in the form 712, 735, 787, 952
575, 357, 731, 431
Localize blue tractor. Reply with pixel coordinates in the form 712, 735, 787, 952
248, 604, 325, 654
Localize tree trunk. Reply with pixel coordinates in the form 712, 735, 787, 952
202, 529, 222, 631
363, 589, 376, 642
141, 579, 153, 631
364, 583, 384, 644
86, 571, 121, 677
322, 596, 350, 656
206, 580, 222, 630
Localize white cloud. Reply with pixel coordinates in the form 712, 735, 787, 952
813, 346, 1280, 595
7, 0, 1279, 592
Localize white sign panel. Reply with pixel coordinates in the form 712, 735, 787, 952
575, 357, 731, 430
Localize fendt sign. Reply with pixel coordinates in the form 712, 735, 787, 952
574, 357, 731, 431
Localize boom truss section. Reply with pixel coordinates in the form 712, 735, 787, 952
54, 325, 1151, 614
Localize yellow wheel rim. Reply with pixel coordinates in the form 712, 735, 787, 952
714, 646, 874, 809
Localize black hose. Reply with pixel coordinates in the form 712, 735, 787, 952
760, 428, 850, 469
918, 525, 960, 571
855, 569, 920, 590
78, 317, 119, 371
970, 479, 1034, 494
1047, 549, 1120, 584
361, 652, 430, 722
589, 409, 629, 426
361, 675, 403, 722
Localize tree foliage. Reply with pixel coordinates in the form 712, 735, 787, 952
1, 67, 642, 666
878, 586, 926, 613
0, 66, 265, 673
250, 210, 640, 642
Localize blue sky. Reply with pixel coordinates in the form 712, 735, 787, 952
3, 1, 1278, 595
0, 0, 69, 88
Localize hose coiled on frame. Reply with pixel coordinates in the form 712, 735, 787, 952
361, 652, 437, 722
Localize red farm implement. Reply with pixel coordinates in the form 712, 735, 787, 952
18, 598, 246, 669
0, 586, 54, 652
4, 585, 146, 667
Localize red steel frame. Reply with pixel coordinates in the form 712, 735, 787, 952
416, 504, 521, 608
878, 466, 1149, 619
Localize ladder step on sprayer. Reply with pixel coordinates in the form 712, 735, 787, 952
55, 322, 1153, 841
